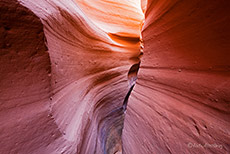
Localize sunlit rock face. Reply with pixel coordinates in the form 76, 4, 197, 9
75, 0, 143, 38
123, 0, 230, 154
0, 0, 229, 154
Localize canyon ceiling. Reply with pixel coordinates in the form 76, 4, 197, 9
0, 0, 229, 154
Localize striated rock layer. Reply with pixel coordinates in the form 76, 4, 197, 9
0, 0, 142, 153
75, 0, 143, 38
0, 0, 230, 154
123, 0, 230, 154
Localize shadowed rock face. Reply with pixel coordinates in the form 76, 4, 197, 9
0, 0, 230, 154
123, 0, 230, 154
0, 1, 55, 154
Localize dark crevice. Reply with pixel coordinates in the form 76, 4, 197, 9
123, 84, 135, 111
127, 62, 140, 87
194, 125, 201, 135
100, 38, 143, 154
119, 37, 143, 152
122, 59, 141, 111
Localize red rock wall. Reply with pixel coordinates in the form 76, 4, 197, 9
0, 0, 229, 154
123, 0, 230, 153
0, 0, 142, 153
0, 1, 56, 153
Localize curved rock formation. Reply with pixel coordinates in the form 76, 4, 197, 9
123, 0, 230, 154
0, 0, 229, 154
75, 0, 143, 38
0, 1, 53, 153
0, 0, 142, 153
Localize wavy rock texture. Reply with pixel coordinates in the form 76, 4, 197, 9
123, 0, 230, 154
0, 0, 230, 154
0, 0, 142, 153
75, 0, 143, 38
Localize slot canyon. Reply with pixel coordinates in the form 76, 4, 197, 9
0, 0, 229, 153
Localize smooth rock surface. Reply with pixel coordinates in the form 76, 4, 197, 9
0, 0, 142, 153
123, 0, 230, 154
75, 0, 143, 38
